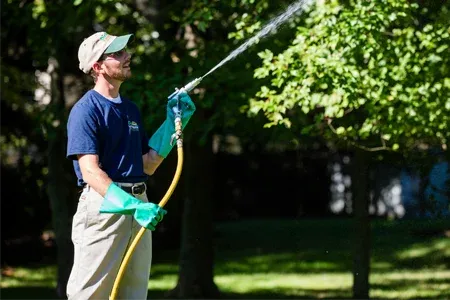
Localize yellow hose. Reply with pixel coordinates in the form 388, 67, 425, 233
109, 118, 184, 300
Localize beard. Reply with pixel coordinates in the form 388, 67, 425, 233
106, 65, 132, 82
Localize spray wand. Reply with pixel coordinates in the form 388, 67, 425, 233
168, 77, 203, 100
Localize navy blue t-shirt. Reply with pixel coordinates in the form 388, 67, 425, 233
66, 90, 150, 186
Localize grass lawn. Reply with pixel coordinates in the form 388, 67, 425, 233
1, 218, 449, 299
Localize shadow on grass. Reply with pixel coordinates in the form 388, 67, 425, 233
212, 218, 354, 275
221, 291, 351, 300
0, 287, 349, 300
0, 287, 167, 300
211, 218, 450, 274
0, 287, 59, 300
147, 289, 351, 300
2, 286, 447, 300
370, 277, 450, 299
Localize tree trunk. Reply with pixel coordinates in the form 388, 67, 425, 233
168, 132, 220, 298
46, 58, 74, 298
352, 149, 371, 299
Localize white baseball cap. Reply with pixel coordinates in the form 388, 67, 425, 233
78, 32, 133, 74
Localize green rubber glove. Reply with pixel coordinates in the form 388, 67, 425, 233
148, 91, 196, 158
100, 183, 167, 230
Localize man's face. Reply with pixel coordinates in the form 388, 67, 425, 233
97, 49, 132, 82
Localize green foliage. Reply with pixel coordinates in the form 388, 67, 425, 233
247, 0, 450, 152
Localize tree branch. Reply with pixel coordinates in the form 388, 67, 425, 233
327, 119, 390, 152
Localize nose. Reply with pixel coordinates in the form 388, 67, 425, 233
124, 51, 131, 61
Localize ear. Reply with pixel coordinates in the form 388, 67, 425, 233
92, 61, 104, 74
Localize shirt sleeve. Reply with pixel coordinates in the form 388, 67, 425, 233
66, 102, 100, 160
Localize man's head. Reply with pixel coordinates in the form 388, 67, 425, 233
78, 32, 133, 82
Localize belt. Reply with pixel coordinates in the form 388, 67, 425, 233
115, 182, 147, 196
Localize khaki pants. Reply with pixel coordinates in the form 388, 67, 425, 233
67, 184, 152, 300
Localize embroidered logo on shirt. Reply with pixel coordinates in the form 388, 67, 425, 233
128, 121, 139, 131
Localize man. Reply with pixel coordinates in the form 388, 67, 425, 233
66, 32, 195, 299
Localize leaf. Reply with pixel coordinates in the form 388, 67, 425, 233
336, 127, 345, 135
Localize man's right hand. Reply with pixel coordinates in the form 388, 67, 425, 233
148, 91, 196, 158
168, 91, 196, 115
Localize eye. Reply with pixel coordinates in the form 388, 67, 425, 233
98, 49, 125, 62
113, 50, 125, 58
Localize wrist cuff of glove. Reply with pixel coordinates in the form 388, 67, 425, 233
148, 120, 173, 158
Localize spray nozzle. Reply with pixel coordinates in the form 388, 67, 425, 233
168, 77, 203, 100
182, 77, 203, 93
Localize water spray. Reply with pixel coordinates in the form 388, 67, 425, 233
168, 0, 310, 100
